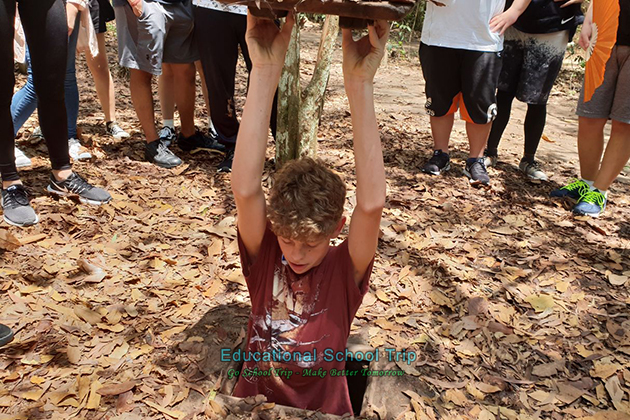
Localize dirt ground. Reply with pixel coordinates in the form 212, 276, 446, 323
1, 19, 630, 420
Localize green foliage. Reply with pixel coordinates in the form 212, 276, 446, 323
304, 13, 326, 24
388, 21, 413, 59
566, 42, 586, 69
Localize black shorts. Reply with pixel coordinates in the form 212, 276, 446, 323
419, 43, 502, 124
90, 0, 115, 34
498, 27, 569, 105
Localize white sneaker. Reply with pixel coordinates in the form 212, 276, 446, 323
484, 154, 498, 168
68, 138, 92, 161
15, 147, 32, 168
30, 126, 44, 141
158, 126, 177, 147
519, 160, 548, 183
106, 122, 130, 139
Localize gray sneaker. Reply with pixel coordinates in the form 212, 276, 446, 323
145, 138, 182, 168
1, 184, 39, 227
47, 172, 112, 205
519, 160, 548, 183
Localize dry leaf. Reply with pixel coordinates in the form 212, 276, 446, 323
0, 229, 21, 251
525, 294, 555, 313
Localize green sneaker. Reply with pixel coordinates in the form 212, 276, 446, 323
573, 189, 607, 218
550, 179, 589, 203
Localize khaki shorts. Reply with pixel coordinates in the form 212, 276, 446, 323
577, 45, 630, 124
114, 0, 198, 76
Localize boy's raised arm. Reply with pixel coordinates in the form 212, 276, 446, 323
231, 13, 295, 262
342, 22, 390, 286
490, 0, 532, 35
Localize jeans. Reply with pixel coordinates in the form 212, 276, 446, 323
1, 0, 70, 182
11, 14, 80, 139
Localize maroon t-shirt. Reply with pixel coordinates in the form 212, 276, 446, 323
233, 226, 372, 415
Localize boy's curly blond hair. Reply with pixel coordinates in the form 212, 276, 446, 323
268, 158, 346, 241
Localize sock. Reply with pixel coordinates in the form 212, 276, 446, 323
466, 157, 482, 166
106, 121, 113, 128
521, 154, 535, 164
163, 119, 175, 129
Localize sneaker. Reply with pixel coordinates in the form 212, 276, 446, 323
217, 147, 235, 173
158, 126, 177, 147
106, 121, 130, 140
484, 152, 498, 168
0, 324, 13, 347
145, 138, 182, 168
15, 147, 32, 168
1, 184, 39, 227
463, 158, 490, 186
550, 179, 589, 203
208, 122, 218, 139
422, 150, 451, 175
30, 126, 44, 142
573, 189, 607, 217
47, 172, 112, 205
519, 160, 548, 183
178, 132, 226, 155
68, 138, 92, 161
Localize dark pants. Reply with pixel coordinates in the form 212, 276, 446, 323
0, 0, 70, 182
193, 7, 277, 146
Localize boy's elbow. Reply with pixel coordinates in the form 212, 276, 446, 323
231, 181, 262, 201
357, 195, 386, 217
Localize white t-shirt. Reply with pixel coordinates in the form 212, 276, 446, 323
421, 0, 507, 52
193, 0, 247, 15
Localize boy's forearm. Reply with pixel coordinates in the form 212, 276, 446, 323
232, 67, 282, 197
345, 81, 386, 211
507, 0, 531, 16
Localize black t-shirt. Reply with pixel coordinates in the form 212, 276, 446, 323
508, 0, 584, 35
618, 0, 630, 46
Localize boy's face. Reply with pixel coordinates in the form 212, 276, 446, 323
277, 218, 345, 275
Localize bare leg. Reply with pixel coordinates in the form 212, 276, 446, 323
158, 65, 175, 122
465, 121, 492, 158
577, 116, 607, 181
85, 33, 115, 122
166, 62, 196, 138
593, 120, 630, 191
429, 114, 454, 152
195, 60, 211, 120
129, 69, 158, 143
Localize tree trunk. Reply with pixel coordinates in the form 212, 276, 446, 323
276, 20, 301, 164
299, 15, 339, 159
276, 16, 339, 167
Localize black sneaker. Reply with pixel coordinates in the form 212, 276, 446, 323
145, 138, 182, 168
422, 150, 451, 175
178, 131, 226, 155
47, 172, 112, 205
464, 158, 490, 186
0, 324, 13, 347
217, 147, 235, 173
1, 184, 38, 227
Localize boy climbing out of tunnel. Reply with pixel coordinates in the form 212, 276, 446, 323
229, 12, 389, 416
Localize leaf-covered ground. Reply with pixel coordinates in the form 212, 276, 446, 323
2, 22, 630, 420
